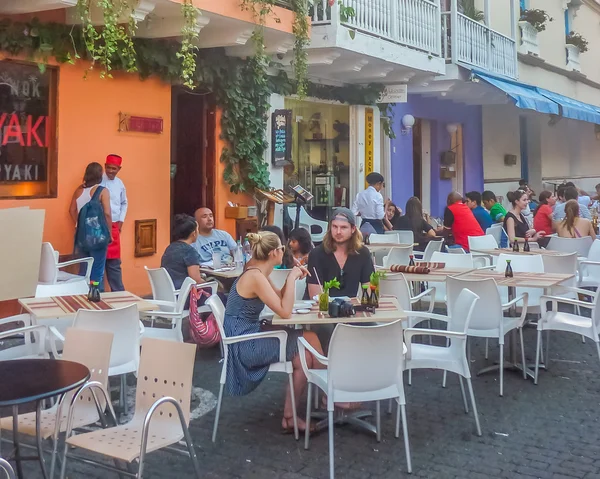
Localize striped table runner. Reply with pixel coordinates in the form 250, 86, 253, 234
309, 297, 398, 318
28, 295, 112, 314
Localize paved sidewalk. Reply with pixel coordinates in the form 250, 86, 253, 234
12, 326, 600, 479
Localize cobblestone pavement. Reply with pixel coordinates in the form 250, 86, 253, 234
11, 323, 600, 479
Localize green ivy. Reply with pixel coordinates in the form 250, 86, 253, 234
0, 17, 395, 194
177, 0, 200, 88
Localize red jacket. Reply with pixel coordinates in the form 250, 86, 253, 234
447, 202, 484, 250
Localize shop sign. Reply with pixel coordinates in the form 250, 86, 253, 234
0, 62, 52, 186
271, 109, 292, 167
118, 113, 163, 133
378, 84, 408, 104
364, 108, 374, 188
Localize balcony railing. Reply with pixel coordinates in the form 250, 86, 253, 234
442, 9, 517, 79
310, 0, 442, 56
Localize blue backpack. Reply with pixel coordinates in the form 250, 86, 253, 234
75, 186, 110, 251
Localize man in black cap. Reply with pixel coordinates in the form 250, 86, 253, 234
352, 172, 391, 234
307, 207, 374, 299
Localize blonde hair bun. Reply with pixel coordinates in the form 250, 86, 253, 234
248, 231, 281, 261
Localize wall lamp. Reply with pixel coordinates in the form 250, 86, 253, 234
401, 114, 415, 135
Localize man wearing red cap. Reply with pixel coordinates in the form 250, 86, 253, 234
101, 154, 128, 291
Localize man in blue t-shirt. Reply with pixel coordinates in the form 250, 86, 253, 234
192, 208, 237, 263
465, 191, 493, 232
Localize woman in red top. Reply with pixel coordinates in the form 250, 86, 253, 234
533, 190, 556, 235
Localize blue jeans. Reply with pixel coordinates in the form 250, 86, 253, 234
77, 246, 108, 291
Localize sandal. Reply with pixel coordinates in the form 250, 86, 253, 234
281, 416, 316, 435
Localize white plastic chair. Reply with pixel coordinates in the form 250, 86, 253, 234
382, 245, 413, 268
0, 459, 15, 479
468, 234, 498, 251
206, 295, 300, 442
0, 322, 50, 361
370, 233, 397, 244
446, 246, 466, 254
404, 289, 482, 436
68, 304, 142, 416
379, 274, 436, 325
486, 224, 503, 246
578, 239, 600, 289
495, 254, 544, 313
142, 268, 216, 342
269, 269, 307, 300
298, 321, 411, 478
535, 289, 600, 384
547, 236, 593, 258
447, 277, 528, 396
396, 230, 415, 245
286, 205, 329, 243
38, 242, 93, 285
414, 239, 444, 262
428, 252, 481, 306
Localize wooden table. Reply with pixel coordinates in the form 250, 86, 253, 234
0, 359, 90, 479
200, 267, 242, 280
19, 291, 155, 320
366, 243, 415, 253
458, 270, 574, 288
272, 296, 406, 325
381, 267, 476, 284
470, 248, 568, 257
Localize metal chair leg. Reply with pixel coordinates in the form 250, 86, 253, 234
499, 344, 504, 397
305, 383, 312, 450
545, 330, 550, 368
288, 373, 299, 441
35, 401, 49, 479
466, 378, 482, 437
400, 404, 412, 474
375, 401, 381, 443
212, 383, 224, 443
387, 398, 392, 415
484, 338, 489, 360
395, 400, 400, 439
534, 329, 542, 385
519, 328, 527, 380
328, 410, 335, 479
180, 420, 202, 478
458, 375, 469, 413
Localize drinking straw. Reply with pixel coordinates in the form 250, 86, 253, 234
313, 267, 323, 292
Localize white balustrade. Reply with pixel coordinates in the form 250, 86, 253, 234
565, 44, 581, 72
443, 8, 517, 79
518, 20, 539, 56
311, 0, 441, 56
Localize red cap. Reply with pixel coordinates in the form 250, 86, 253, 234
106, 154, 122, 167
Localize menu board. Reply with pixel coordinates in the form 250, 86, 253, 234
271, 109, 292, 166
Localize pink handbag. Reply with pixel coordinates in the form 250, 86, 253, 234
188, 285, 221, 348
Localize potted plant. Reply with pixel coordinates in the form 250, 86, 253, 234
369, 271, 386, 303
319, 278, 340, 312
566, 31, 589, 53
519, 8, 552, 32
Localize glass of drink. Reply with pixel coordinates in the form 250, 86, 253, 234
319, 292, 329, 312
212, 252, 222, 270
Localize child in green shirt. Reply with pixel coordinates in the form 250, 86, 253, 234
482, 190, 508, 247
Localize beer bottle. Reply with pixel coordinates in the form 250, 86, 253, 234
505, 259, 514, 278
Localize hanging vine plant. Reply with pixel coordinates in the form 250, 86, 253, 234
76, 0, 138, 78
291, 0, 309, 97
177, 0, 200, 88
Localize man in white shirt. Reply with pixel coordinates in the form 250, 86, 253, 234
192, 208, 237, 263
101, 154, 128, 291
351, 172, 392, 234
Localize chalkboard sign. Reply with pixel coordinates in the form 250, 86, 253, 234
271, 109, 292, 167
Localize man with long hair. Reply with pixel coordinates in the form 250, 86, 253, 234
307, 208, 374, 299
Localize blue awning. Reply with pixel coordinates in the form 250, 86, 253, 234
535, 87, 600, 124
472, 71, 600, 124
473, 71, 559, 115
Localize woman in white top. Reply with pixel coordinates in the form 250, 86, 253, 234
69, 162, 113, 288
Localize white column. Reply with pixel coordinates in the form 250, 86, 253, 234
450, 0, 458, 65
266, 93, 285, 227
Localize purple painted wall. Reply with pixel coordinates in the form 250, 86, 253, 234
390, 95, 483, 217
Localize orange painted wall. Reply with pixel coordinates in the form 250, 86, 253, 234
213, 108, 254, 236
0, 58, 172, 297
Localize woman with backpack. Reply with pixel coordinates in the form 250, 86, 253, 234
69, 162, 113, 289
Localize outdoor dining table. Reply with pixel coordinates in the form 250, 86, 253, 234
366, 243, 415, 253
18, 291, 155, 321
200, 266, 242, 280
0, 359, 90, 479
470, 248, 569, 257
457, 269, 575, 380
273, 296, 406, 436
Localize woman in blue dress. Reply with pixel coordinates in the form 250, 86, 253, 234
224, 231, 324, 433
